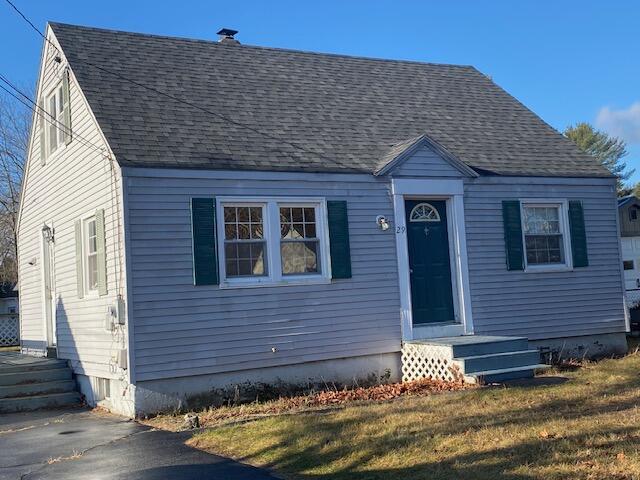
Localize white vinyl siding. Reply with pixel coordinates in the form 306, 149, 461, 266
45, 83, 65, 158
17, 34, 127, 379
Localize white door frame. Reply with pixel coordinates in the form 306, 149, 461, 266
40, 222, 56, 347
392, 179, 473, 340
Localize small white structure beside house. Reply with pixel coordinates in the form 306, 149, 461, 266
0, 283, 19, 347
618, 196, 640, 330
17, 23, 628, 417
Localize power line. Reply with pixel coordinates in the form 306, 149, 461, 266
2, 0, 348, 168
0, 74, 109, 157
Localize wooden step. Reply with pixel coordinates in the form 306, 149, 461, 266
464, 364, 551, 384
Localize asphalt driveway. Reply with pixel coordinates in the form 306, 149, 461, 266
0, 408, 278, 479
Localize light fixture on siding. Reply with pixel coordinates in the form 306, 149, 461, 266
376, 215, 390, 231
42, 224, 54, 243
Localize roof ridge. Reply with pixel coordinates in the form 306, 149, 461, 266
48, 21, 476, 70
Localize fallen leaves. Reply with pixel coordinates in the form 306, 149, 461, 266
146, 377, 472, 431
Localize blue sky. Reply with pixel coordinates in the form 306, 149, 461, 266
2, 0, 639, 182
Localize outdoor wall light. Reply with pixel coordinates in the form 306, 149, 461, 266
42, 224, 54, 243
376, 215, 390, 231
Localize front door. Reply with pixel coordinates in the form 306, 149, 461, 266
41, 226, 56, 347
405, 199, 455, 324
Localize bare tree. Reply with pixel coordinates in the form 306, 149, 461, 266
0, 92, 30, 284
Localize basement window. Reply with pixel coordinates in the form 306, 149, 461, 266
93, 377, 110, 401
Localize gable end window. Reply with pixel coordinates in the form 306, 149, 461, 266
45, 84, 66, 157
630, 208, 638, 221
521, 202, 572, 270
216, 198, 331, 287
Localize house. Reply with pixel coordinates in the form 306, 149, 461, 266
17, 23, 628, 417
618, 195, 640, 331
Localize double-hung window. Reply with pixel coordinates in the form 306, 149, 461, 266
83, 217, 99, 293
279, 205, 320, 275
218, 198, 330, 287
521, 202, 572, 270
223, 205, 267, 277
46, 83, 65, 157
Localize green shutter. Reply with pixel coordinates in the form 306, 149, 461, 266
327, 200, 352, 279
96, 209, 108, 296
74, 220, 84, 299
39, 97, 46, 166
502, 200, 524, 271
191, 198, 218, 285
62, 69, 72, 145
568, 200, 588, 268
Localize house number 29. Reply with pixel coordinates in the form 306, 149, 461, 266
396, 225, 406, 234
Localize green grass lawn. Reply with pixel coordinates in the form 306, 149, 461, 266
188, 353, 640, 479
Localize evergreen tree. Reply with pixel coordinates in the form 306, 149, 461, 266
564, 122, 633, 195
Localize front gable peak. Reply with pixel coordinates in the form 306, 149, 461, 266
374, 134, 478, 178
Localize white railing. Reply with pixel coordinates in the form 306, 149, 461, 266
0, 313, 19, 346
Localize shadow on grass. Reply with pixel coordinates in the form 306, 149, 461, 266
208, 356, 640, 480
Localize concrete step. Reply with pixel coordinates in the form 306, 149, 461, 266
0, 379, 77, 399
0, 367, 72, 386
454, 350, 541, 374
0, 391, 81, 413
464, 364, 550, 384
0, 358, 68, 374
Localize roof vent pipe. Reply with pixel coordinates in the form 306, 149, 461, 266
217, 28, 239, 44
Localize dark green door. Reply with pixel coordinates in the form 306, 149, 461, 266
405, 199, 455, 324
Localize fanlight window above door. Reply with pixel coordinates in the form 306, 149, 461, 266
409, 203, 441, 222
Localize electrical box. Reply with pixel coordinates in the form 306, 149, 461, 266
105, 296, 126, 330
104, 308, 115, 332
115, 349, 128, 370
115, 295, 126, 325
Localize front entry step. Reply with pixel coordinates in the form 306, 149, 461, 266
0, 352, 81, 413
402, 335, 549, 384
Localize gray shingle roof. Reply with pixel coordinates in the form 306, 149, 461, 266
49, 22, 609, 177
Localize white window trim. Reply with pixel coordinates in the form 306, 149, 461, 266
80, 212, 99, 296
520, 199, 573, 273
44, 82, 66, 160
215, 197, 332, 288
